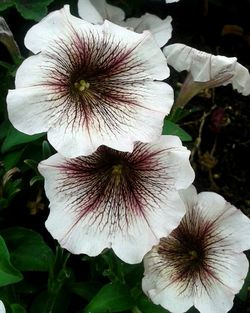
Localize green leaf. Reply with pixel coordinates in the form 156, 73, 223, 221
11, 304, 27, 313
0, 235, 23, 287
162, 120, 192, 142
3, 149, 24, 170
0, 198, 9, 209
0, 121, 10, 141
3, 178, 22, 202
15, 0, 55, 21
0, 227, 55, 272
1, 125, 45, 154
23, 159, 39, 172
31, 288, 71, 313
167, 107, 193, 123
0, 0, 14, 11
29, 175, 44, 187
83, 282, 134, 313
42, 140, 53, 159
0, 61, 14, 71
70, 281, 102, 301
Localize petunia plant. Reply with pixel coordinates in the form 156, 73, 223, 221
0, 1, 250, 313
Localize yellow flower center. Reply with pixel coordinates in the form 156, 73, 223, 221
74, 79, 90, 92
112, 164, 123, 185
188, 250, 198, 260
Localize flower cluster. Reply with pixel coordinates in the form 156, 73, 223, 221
6, 1, 250, 313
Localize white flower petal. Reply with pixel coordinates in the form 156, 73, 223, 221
122, 14, 172, 47
194, 281, 235, 313
39, 136, 194, 263
147, 283, 193, 313
214, 252, 249, 294
14, 54, 49, 88
113, 190, 186, 263
165, 0, 180, 3
78, 0, 172, 47
25, 5, 95, 54
233, 62, 250, 95
77, 0, 104, 24
143, 247, 194, 313
102, 20, 170, 80
0, 301, 6, 313
159, 138, 194, 189
7, 86, 52, 134
163, 43, 236, 81
179, 184, 198, 207
197, 192, 250, 252
46, 108, 157, 158
78, 0, 125, 25
163, 43, 250, 95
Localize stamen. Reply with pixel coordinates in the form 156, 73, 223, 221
74, 79, 90, 92
112, 164, 123, 185
188, 250, 198, 260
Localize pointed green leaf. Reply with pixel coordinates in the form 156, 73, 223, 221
70, 281, 102, 301
0, 228, 55, 272
3, 149, 24, 170
0, 1, 14, 11
1, 125, 45, 153
31, 288, 71, 313
84, 282, 134, 313
14, 0, 55, 21
11, 304, 27, 313
162, 120, 192, 142
42, 140, 53, 159
0, 235, 23, 287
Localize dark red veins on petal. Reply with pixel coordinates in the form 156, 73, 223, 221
54, 143, 175, 234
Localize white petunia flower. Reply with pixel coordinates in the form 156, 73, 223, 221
142, 185, 250, 313
163, 43, 250, 107
78, 0, 173, 47
0, 300, 6, 313
38, 135, 195, 264
7, 6, 174, 158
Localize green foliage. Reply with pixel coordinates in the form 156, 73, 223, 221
0, 236, 23, 287
3, 149, 24, 171
162, 120, 192, 142
83, 282, 135, 313
11, 304, 27, 313
0, 227, 55, 272
70, 281, 102, 301
30, 288, 71, 313
0, 0, 55, 21
1, 124, 45, 154
0, 1, 13, 11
